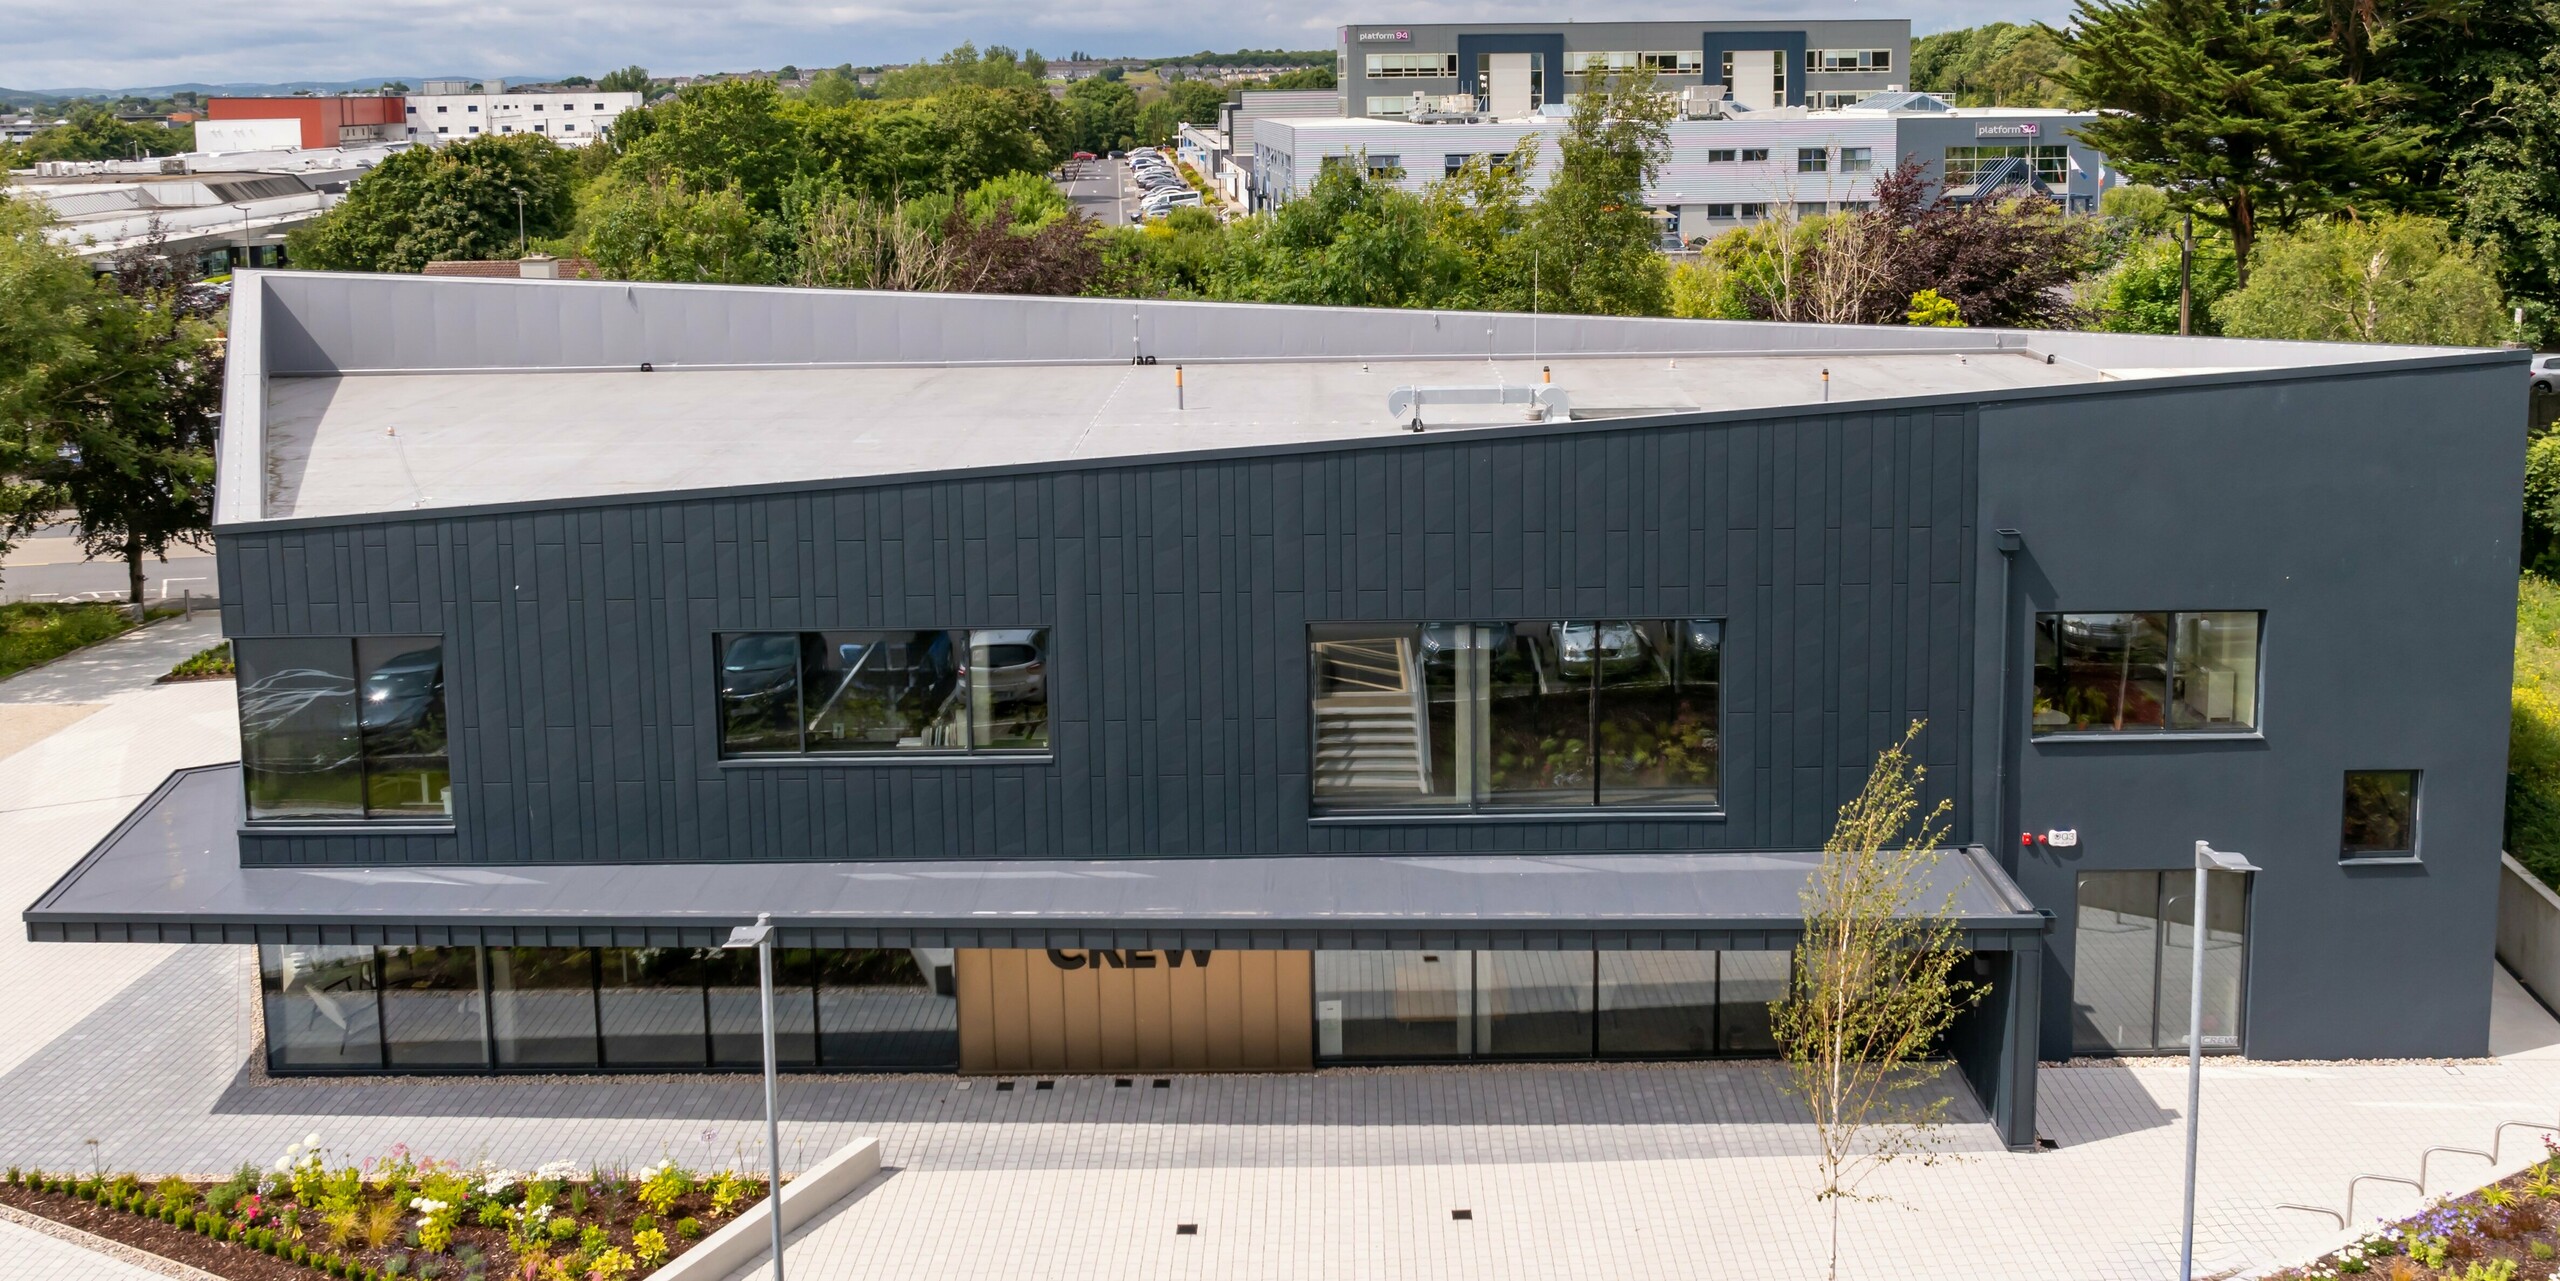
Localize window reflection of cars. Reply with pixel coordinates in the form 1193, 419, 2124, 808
970, 629, 1046, 705
359, 647, 444, 739
721, 634, 801, 724
1551, 622, 1648, 676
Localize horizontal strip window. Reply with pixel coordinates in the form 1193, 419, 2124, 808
1945, 143, 2070, 187
261, 944, 956, 1073
237, 636, 449, 822
1310, 620, 1722, 815
1318, 949, 1780, 1061
719, 629, 1050, 758
1361, 97, 1413, 117
2033, 612, 2261, 735
1806, 48, 1893, 73
1814, 91, 1876, 110
1366, 52, 1459, 78
1564, 51, 1703, 75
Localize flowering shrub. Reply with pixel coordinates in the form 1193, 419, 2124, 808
2277, 1145, 2560, 1280
634, 1162, 690, 1218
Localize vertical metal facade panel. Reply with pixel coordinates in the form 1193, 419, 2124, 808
224, 406, 1976, 866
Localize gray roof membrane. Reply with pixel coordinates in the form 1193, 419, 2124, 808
28, 766, 2046, 951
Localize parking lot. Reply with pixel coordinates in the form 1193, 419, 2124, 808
1056, 151, 1214, 226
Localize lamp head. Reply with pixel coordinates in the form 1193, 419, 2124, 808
2195, 841, 2260, 874
722, 912, 773, 949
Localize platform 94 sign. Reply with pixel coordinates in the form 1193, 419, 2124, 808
1047, 948, 1216, 970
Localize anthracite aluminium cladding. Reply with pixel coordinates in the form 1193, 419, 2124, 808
219, 399, 1980, 868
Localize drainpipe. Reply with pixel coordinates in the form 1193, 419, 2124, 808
1993, 529, 2023, 863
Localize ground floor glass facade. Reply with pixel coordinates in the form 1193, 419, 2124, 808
1312, 950, 1785, 1062
2070, 870, 2249, 1055
261, 945, 957, 1073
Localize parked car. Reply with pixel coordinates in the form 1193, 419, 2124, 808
969, 629, 1048, 705
2534, 354, 2560, 395
1072, 150, 1097, 161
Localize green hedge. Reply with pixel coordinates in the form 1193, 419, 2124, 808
2512, 576, 2560, 888
0, 602, 135, 682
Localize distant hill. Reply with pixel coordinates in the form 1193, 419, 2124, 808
3, 77, 575, 101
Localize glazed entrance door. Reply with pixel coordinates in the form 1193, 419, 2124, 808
2070, 870, 2249, 1055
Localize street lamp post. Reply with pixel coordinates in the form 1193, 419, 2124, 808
721, 914, 785, 1281
2180, 841, 2260, 1281
511, 189, 526, 258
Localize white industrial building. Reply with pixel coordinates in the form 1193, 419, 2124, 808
1248, 92, 2111, 238
11, 144, 407, 272
400, 90, 641, 145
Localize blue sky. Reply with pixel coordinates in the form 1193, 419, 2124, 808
1, 1, 2077, 94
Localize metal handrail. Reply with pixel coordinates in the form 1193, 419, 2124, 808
2275, 1203, 2345, 1229
2346, 1174, 2421, 1226
2494, 1121, 2560, 1166
2419, 1146, 2493, 1194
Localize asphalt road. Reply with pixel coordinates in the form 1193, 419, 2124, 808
0, 525, 217, 606
1060, 156, 1129, 226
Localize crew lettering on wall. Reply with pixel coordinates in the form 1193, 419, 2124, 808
1046, 949, 1216, 970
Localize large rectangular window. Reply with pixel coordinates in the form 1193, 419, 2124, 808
2070, 870, 2248, 1055
1365, 52, 1459, 78
718, 628, 1049, 759
490, 947, 599, 1067
1312, 621, 1721, 814
2034, 612, 2260, 735
260, 945, 381, 1070
2342, 770, 2420, 860
239, 637, 448, 820
1806, 49, 1893, 73
1943, 144, 2070, 187
380, 946, 486, 1067
1318, 948, 1790, 1063
598, 947, 708, 1067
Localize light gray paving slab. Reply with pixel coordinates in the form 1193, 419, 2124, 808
0, 614, 225, 706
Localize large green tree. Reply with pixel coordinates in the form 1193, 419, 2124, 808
2211, 213, 2509, 344
872, 44, 1047, 99
1062, 77, 1138, 154
2057, 0, 2409, 283
597, 66, 651, 94
1520, 67, 1673, 316
11, 105, 193, 164
287, 134, 576, 271
0, 203, 219, 600
1135, 79, 1228, 147
578, 177, 775, 283
1910, 23, 2077, 107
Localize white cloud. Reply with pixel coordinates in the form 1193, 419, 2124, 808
0, 0, 2072, 93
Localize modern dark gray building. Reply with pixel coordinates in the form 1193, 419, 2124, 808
1335, 18, 1913, 118
27, 272, 2524, 1152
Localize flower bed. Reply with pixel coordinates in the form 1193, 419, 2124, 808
2, 1138, 766, 1281
2275, 1143, 2560, 1281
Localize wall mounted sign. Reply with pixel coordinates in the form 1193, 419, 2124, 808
1975, 122, 2042, 138
1358, 30, 1412, 42
1047, 948, 1216, 970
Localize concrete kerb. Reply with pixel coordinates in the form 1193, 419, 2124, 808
648, 1138, 881, 1281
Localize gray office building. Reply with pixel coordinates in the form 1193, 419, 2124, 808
1335, 19, 1914, 119
27, 271, 2523, 1152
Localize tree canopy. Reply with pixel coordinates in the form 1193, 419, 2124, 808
2211, 213, 2509, 344
1910, 23, 2076, 107
287, 134, 578, 272
5, 105, 194, 166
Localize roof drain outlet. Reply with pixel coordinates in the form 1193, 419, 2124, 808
1387, 384, 1571, 432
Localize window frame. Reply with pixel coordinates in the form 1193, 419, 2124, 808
235, 634, 453, 826
1306, 619, 1727, 820
1797, 147, 1829, 173
714, 627, 1055, 764
2031, 610, 2265, 740
2339, 769, 2422, 863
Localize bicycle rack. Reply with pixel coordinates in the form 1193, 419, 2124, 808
2420, 1146, 2493, 1194
2345, 1174, 2422, 1226
2273, 1115, 2560, 1239
2493, 1120, 2560, 1165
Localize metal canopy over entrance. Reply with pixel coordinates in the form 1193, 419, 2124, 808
31, 766, 2049, 952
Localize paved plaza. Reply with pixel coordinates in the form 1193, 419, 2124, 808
5, 640, 2560, 1280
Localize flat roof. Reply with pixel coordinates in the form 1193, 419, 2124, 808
213, 272, 2509, 528
264, 352, 2090, 519
27, 766, 2047, 952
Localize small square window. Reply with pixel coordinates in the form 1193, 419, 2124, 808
467, 104, 479, 113
1741, 148, 1769, 162
436, 105, 448, 113
1797, 147, 1828, 173
2342, 771, 2419, 859
595, 102, 607, 110
1841, 147, 1873, 173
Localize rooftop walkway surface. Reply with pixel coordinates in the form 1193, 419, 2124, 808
6, 677, 2559, 1280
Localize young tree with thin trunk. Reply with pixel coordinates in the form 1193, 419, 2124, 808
1773, 721, 1981, 1281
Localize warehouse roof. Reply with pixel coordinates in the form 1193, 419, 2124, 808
27, 765, 2048, 951
216, 270, 2513, 528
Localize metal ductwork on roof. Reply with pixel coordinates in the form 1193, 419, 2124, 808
1386, 383, 1571, 430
